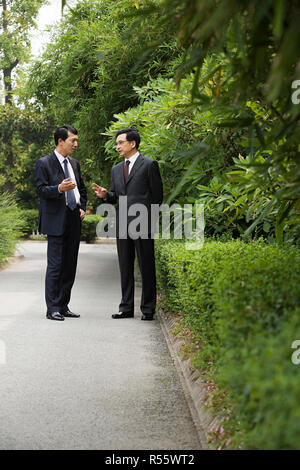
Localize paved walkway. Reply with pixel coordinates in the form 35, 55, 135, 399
0, 242, 201, 450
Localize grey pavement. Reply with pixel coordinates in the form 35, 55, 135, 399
0, 242, 201, 450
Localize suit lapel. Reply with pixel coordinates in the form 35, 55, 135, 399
117, 162, 126, 187
50, 151, 65, 178
126, 154, 144, 185
50, 152, 79, 182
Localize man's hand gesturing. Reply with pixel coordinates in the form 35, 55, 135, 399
59, 178, 77, 192
93, 183, 108, 199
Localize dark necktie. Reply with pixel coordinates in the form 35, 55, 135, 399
124, 160, 130, 182
63, 158, 77, 210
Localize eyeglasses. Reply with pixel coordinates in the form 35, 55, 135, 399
116, 140, 127, 146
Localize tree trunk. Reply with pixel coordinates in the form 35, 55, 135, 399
2, 0, 18, 192
3, 62, 18, 105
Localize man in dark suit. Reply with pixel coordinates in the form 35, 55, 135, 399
35, 125, 87, 321
93, 128, 163, 321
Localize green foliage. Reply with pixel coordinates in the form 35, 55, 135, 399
0, 192, 23, 266
195, 175, 249, 238
7, 0, 297, 244
156, 239, 300, 449
224, 310, 300, 449
21, 0, 180, 204
131, 0, 300, 244
81, 214, 102, 243
136, 0, 300, 106
2, 0, 300, 243
228, 149, 300, 245
0, 0, 45, 93
0, 104, 54, 203
0, 0, 48, 194
18, 208, 39, 236
104, 58, 300, 242
106, 65, 292, 240
104, 67, 245, 205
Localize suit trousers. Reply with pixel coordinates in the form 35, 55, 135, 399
45, 207, 81, 314
117, 236, 156, 315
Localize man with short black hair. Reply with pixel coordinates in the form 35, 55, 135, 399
35, 125, 87, 321
93, 128, 163, 321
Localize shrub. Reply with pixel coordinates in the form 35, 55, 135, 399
81, 215, 102, 243
156, 239, 249, 361
218, 308, 300, 449
0, 193, 23, 266
155, 239, 300, 449
18, 209, 39, 237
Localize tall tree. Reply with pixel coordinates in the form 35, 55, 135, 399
0, 0, 44, 191
1, 0, 44, 104
23, 0, 179, 196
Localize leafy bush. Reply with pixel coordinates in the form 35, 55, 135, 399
155, 239, 300, 449
81, 215, 102, 243
218, 308, 300, 449
0, 193, 23, 266
136, 0, 300, 243
18, 209, 39, 237
10, 209, 102, 243
22, 0, 179, 205
105, 69, 245, 209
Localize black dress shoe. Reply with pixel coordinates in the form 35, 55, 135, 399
46, 312, 64, 321
141, 314, 154, 321
112, 312, 134, 319
62, 310, 80, 318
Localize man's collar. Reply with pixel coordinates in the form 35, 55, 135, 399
54, 149, 68, 163
125, 151, 139, 164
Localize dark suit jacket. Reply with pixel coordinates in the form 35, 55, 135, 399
105, 154, 163, 237
35, 151, 87, 236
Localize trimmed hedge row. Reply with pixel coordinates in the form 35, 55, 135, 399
18, 209, 102, 243
155, 239, 300, 449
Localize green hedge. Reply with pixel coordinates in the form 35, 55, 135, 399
81, 215, 102, 243
0, 194, 24, 267
14, 210, 102, 243
155, 239, 300, 449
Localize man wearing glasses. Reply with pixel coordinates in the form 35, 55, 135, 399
93, 128, 163, 321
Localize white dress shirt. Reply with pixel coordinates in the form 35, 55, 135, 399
55, 150, 81, 205
103, 152, 140, 202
